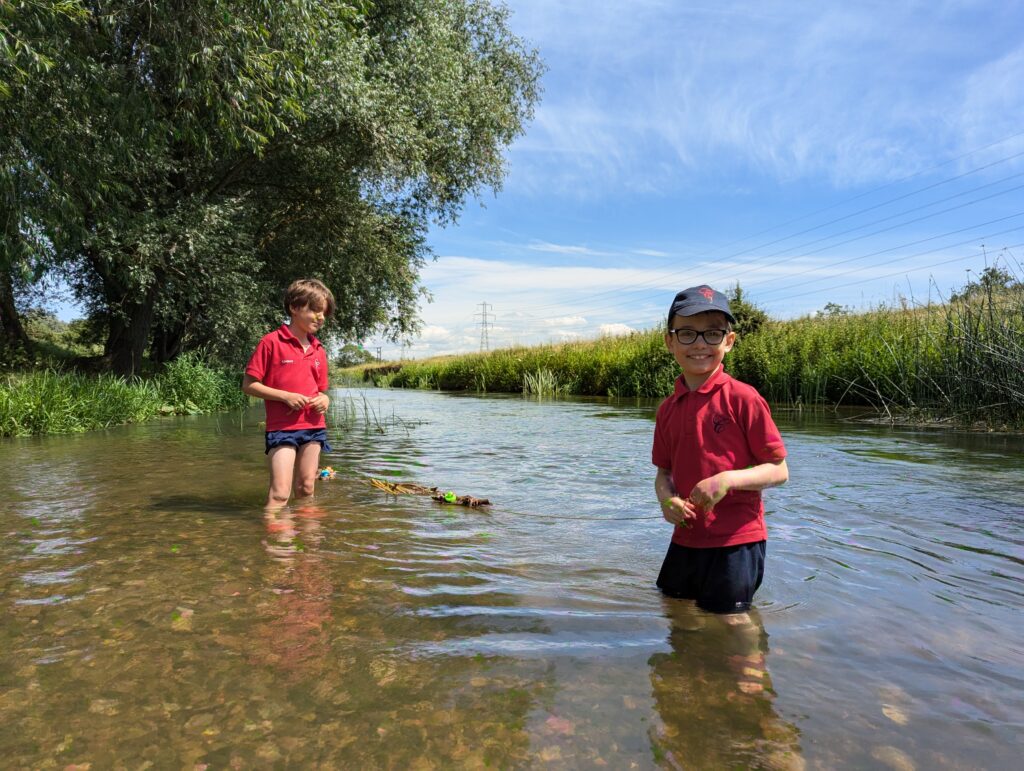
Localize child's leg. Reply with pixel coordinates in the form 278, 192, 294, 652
292, 441, 322, 499
267, 445, 298, 510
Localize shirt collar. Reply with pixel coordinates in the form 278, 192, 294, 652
672, 364, 729, 399
276, 323, 321, 350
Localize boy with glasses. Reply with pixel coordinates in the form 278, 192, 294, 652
653, 285, 789, 613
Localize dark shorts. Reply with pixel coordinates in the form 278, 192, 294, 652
265, 428, 333, 455
656, 540, 766, 614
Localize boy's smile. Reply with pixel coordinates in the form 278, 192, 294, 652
665, 311, 736, 390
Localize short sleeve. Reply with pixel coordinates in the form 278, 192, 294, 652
651, 400, 673, 469
316, 348, 329, 392
740, 392, 787, 463
244, 338, 271, 381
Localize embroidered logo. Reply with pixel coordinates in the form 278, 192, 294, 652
699, 287, 714, 300
314, 359, 320, 368
281, 359, 294, 364
712, 414, 731, 433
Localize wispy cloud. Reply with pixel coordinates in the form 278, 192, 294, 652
503, 0, 1024, 195
527, 241, 613, 257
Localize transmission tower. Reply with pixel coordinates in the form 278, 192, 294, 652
475, 301, 494, 352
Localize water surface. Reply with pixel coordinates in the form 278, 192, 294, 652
1, 390, 1021, 768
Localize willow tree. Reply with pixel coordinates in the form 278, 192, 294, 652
4, 0, 541, 374
1, 0, 89, 355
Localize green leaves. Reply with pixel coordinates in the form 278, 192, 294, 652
4, 0, 542, 374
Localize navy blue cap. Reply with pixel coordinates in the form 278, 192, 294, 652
668, 285, 736, 326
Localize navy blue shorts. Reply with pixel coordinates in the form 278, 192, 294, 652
656, 540, 766, 614
264, 428, 333, 455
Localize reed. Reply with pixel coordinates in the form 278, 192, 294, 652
0, 355, 250, 437
349, 287, 1024, 428
522, 368, 566, 397
0, 370, 162, 437
728, 287, 1024, 426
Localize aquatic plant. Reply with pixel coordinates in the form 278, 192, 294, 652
157, 351, 249, 414
0, 355, 248, 437
522, 368, 565, 397
0, 370, 162, 436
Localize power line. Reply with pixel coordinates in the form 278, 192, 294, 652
765, 239, 1024, 305
499, 140, 1024, 318
739, 213, 1024, 296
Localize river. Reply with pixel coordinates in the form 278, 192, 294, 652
1, 388, 1021, 768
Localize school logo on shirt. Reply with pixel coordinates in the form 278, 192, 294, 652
314, 359, 320, 368
712, 414, 731, 433
281, 359, 295, 364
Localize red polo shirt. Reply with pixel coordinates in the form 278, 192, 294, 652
652, 366, 786, 548
245, 324, 329, 431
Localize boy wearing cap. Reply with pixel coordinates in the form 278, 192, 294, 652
653, 285, 788, 613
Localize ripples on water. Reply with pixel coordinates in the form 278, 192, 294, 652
1, 390, 1021, 768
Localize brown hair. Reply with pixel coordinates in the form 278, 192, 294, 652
284, 278, 336, 317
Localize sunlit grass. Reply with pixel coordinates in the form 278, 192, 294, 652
0, 354, 250, 437
345, 287, 1024, 428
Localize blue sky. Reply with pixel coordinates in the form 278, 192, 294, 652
370, 0, 1024, 359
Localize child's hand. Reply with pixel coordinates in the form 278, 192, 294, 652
660, 496, 698, 528
689, 473, 731, 513
308, 394, 330, 414
283, 392, 311, 412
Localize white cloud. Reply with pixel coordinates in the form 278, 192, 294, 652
417, 325, 453, 342
544, 315, 587, 327
528, 241, 612, 256
599, 323, 636, 337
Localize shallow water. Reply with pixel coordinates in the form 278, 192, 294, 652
1, 389, 1021, 768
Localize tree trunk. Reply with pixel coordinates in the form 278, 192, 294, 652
150, 320, 187, 364
0, 269, 31, 355
104, 285, 157, 376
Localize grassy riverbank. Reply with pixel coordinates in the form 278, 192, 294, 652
351, 287, 1024, 429
0, 353, 249, 438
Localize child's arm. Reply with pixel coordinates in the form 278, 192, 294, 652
241, 374, 311, 412
655, 467, 700, 527
688, 460, 788, 513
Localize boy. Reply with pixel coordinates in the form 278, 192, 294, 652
243, 279, 335, 510
653, 285, 788, 614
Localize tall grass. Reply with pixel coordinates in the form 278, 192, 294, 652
372, 331, 679, 398
0, 371, 163, 436
729, 288, 1024, 426
0, 354, 250, 437
350, 287, 1024, 428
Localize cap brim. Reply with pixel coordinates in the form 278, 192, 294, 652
670, 302, 736, 324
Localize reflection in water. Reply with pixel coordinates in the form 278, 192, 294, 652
0, 391, 1022, 767
253, 506, 333, 680
649, 601, 802, 769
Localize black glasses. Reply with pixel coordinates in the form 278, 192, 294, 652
668, 328, 728, 345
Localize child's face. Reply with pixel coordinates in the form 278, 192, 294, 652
289, 301, 327, 337
664, 311, 736, 385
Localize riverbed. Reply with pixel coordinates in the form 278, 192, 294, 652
1, 389, 1021, 768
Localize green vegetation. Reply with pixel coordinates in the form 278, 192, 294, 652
0, 353, 248, 438
2, 1, 541, 374
0, 1, 542, 436
363, 329, 678, 398
349, 274, 1024, 429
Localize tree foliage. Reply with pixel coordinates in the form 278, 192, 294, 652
949, 265, 1021, 303
726, 283, 769, 339
2, 0, 542, 374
